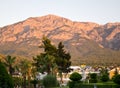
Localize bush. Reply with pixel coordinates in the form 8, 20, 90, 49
68, 81, 76, 88
42, 74, 58, 88
89, 73, 98, 83
69, 72, 82, 81
69, 72, 82, 88
75, 83, 118, 88
100, 74, 109, 82
113, 74, 120, 85
0, 61, 14, 88
30, 79, 39, 88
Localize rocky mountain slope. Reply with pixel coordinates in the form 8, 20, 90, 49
0, 14, 120, 65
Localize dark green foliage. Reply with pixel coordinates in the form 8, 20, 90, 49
33, 37, 71, 83
42, 74, 58, 88
90, 73, 97, 79
13, 77, 23, 88
0, 61, 14, 88
90, 79, 98, 83
100, 74, 109, 82
33, 53, 55, 74
68, 81, 78, 88
4, 55, 16, 75
89, 73, 98, 83
41, 36, 57, 55
55, 42, 71, 83
69, 72, 82, 81
19, 59, 31, 88
113, 74, 120, 85
33, 36, 57, 74
69, 72, 82, 88
56, 42, 71, 73
75, 83, 118, 88
56, 42, 71, 71
30, 79, 38, 88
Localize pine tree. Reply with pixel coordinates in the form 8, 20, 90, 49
55, 42, 71, 83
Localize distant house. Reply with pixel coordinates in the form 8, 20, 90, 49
36, 72, 47, 80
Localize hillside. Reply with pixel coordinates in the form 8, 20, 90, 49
0, 14, 120, 65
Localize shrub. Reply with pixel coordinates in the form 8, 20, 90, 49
68, 81, 76, 88
89, 73, 98, 83
42, 74, 58, 88
69, 72, 82, 81
69, 72, 82, 88
75, 83, 118, 88
113, 74, 120, 85
100, 74, 109, 82
0, 61, 14, 88
89, 79, 97, 83
30, 79, 39, 88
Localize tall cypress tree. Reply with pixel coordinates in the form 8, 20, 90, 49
55, 42, 71, 83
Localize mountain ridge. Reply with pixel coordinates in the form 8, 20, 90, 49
0, 14, 120, 65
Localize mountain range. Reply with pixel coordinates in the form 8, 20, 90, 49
0, 14, 120, 65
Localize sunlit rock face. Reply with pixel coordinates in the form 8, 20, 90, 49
0, 14, 120, 63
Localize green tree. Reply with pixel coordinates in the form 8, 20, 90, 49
55, 42, 71, 83
4, 55, 16, 75
69, 72, 82, 81
33, 36, 57, 74
40, 36, 57, 55
33, 37, 71, 82
89, 73, 98, 83
42, 74, 58, 88
33, 53, 55, 74
69, 72, 82, 88
100, 74, 109, 82
113, 74, 120, 85
19, 59, 32, 88
0, 61, 14, 88
100, 67, 109, 82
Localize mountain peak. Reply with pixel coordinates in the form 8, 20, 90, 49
27, 14, 67, 21
42, 14, 62, 18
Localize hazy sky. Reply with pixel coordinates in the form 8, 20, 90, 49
0, 0, 120, 27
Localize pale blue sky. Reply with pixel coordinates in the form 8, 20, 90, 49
0, 0, 120, 27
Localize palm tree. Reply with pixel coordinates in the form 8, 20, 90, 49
19, 59, 32, 88
4, 55, 16, 75
33, 53, 56, 74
